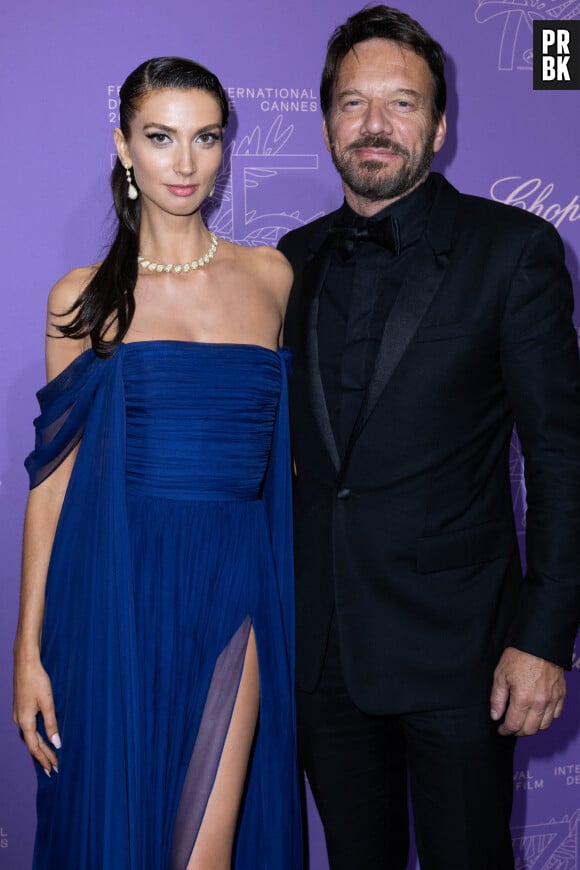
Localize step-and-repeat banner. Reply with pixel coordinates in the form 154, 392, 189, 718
1, 1, 579, 867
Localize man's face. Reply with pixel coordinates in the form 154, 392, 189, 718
323, 38, 446, 216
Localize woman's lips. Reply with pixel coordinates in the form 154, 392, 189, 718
166, 184, 198, 197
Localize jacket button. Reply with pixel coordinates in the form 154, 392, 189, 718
337, 488, 351, 500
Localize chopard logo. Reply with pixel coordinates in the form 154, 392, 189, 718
490, 176, 580, 228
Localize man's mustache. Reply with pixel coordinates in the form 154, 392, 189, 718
347, 136, 409, 158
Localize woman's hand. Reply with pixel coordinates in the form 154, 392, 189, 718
13, 652, 60, 776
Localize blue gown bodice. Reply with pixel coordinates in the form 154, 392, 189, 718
123, 341, 282, 500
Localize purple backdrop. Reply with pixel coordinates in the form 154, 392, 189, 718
2, 1, 579, 867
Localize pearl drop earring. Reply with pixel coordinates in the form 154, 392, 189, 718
125, 166, 138, 201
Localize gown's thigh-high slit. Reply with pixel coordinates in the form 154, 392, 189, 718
171, 617, 260, 870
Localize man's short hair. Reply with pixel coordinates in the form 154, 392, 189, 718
320, 5, 446, 123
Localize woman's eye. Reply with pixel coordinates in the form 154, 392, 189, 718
197, 131, 222, 145
146, 133, 170, 145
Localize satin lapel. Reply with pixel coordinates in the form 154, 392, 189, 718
304, 239, 341, 472
343, 177, 458, 463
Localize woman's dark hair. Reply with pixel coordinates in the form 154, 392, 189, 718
57, 57, 229, 356
320, 5, 446, 123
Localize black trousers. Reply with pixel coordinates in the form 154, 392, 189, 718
297, 617, 516, 870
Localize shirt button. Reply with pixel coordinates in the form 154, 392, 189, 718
337, 488, 351, 500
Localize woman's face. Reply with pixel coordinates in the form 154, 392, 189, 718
115, 87, 224, 217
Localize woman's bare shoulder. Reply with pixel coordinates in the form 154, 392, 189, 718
48, 265, 98, 319
222, 242, 293, 296
45, 265, 98, 379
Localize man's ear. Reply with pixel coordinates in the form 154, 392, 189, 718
322, 118, 331, 153
432, 112, 446, 155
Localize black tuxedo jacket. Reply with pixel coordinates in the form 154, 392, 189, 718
279, 174, 580, 716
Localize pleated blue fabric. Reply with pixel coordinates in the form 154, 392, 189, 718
25, 341, 302, 869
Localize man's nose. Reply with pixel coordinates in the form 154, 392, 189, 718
360, 100, 394, 136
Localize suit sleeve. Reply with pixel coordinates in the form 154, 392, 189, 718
501, 219, 580, 668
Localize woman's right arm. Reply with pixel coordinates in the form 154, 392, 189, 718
12, 271, 90, 774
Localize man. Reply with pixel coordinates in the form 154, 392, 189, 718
278, 6, 580, 869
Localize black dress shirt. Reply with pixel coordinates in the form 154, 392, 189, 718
318, 174, 438, 458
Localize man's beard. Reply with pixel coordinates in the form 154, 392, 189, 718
328, 127, 437, 202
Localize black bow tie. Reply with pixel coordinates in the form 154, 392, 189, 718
329, 215, 400, 260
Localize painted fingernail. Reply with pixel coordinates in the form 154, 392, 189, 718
43, 768, 51, 778
51, 733, 61, 750
53, 764, 59, 774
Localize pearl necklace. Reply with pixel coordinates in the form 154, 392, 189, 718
138, 233, 219, 274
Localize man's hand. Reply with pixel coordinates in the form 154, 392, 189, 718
490, 647, 566, 736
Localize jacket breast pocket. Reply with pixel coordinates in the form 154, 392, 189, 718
413, 318, 496, 343
417, 520, 515, 573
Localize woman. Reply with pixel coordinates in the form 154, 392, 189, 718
13, 57, 301, 869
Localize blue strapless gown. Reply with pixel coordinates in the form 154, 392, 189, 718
25, 341, 302, 869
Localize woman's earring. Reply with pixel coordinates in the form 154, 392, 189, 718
125, 166, 138, 201
209, 180, 216, 198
